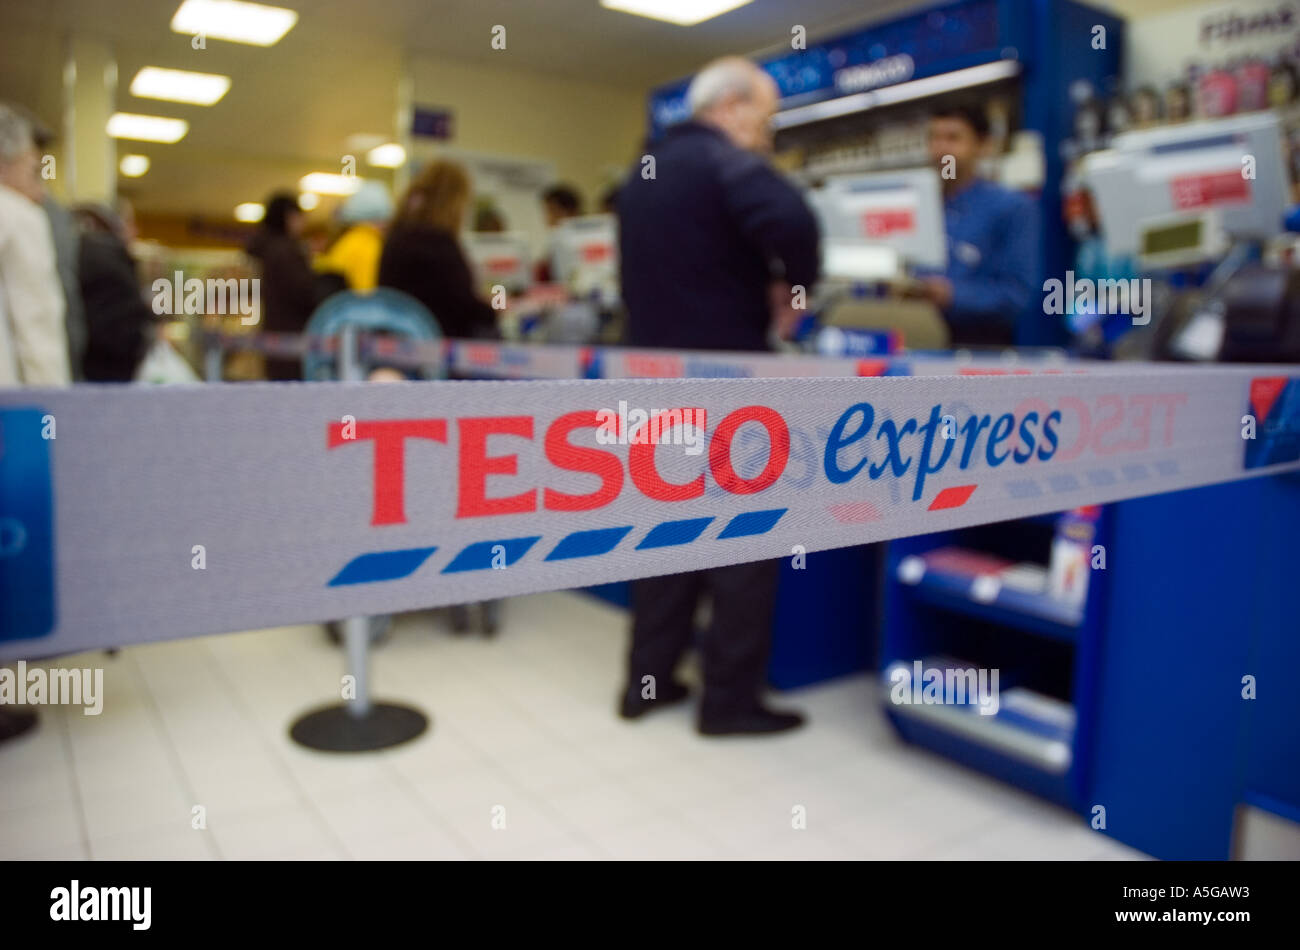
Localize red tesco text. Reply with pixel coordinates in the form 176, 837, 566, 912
327, 406, 789, 526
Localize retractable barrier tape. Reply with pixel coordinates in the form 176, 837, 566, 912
206, 332, 1089, 380
446, 340, 585, 379
590, 346, 877, 380
2, 365, 1298, 659
210, 331, 340, 360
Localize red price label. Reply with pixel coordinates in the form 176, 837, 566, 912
1169, 171, 1250, 209
861, 209, 915, 237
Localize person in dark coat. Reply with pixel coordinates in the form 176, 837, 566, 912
616, 56, 820, 736
246, 192, 320, 380
72, 200, 153, 382
378, 159, 498, 340
619, 62, 819, 353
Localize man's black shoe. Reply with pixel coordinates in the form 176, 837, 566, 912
697, 705, 806, 736
619, 679, 690, 719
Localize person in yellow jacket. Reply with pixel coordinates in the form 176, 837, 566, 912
315, 181, 393, 293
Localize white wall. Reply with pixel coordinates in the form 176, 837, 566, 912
1120, 0, 1300, 88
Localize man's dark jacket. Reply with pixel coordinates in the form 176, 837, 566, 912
77, 231, 152, 382
618, 121, 819, 352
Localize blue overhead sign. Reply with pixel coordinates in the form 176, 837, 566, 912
648, 0, 1006, 137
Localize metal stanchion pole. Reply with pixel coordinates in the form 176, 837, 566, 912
342, 616, 372, 719
203, 336, 223, 382
336, 329, 376, 721
289, 326, 428, 752
338, 324, 361, 382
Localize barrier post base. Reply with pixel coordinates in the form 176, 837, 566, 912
289, 615, 428, 752
289, 702, 428, 753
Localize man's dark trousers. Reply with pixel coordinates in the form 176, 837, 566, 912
627, 559, 780, 717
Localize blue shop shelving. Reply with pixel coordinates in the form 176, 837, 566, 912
881, 477, 1300, 859
882, 509, 1107, 812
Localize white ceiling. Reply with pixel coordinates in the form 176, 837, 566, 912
0, 0, 1174, 219
2, 0, 922, 218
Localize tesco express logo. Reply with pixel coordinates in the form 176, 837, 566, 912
326, 391, 1188, 526
327, 406, 789, 526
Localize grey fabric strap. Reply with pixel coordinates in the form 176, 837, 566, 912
2, 364, 1296, 658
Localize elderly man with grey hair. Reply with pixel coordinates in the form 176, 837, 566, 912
616, 57, 819, 736
0, 103, 69, 385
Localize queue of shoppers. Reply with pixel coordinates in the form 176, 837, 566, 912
1, 49, 1041, 742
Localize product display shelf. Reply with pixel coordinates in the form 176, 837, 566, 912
882, 477, 1300, 859
881, 510, 1111, 812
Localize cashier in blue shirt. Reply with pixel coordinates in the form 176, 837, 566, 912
907, 105, 1040, 346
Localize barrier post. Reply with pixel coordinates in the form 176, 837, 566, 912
203, 336, 223, 382
287, 325, 429, 752
337, 324, 360, 382
342, 617, 372, 718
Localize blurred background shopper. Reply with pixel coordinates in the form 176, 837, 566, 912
616, 56, 819, 736
541, 183, 582, 227
906, 105, 1040, 346
246, 191, 321, 380
0, 103, 69, 387
379, 158, 499, 339
315, 180, 393, 293
0, 102, 67, 742
73, 200, 154, 382
536, 183, 583, 282
24, 113, 86, 382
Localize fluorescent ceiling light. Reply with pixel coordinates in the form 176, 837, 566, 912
130, 66, 231, 105
119, 154, 151, 177
599, 0, 752, 26
299, 172, 363, 196
366, 143, 406, 168
771, 60, 1021, 131
234, 202, 265, 222
171, 0, 298, 47
297, 192, 319, 210
106, 112, 189, 143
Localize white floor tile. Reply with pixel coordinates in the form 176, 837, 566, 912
79, 779, 193, 841
207, 802, 346, 860
0, 798, 86, 858
1, 590, 1165, 860
596, 815, 726, 860
89, 826, 215, 860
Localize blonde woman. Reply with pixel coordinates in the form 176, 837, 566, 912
378, 159, 498, 339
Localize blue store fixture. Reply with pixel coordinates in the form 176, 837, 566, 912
880, 475, 1300, 859
882, 509, 1106, 810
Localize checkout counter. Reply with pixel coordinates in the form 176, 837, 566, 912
464, 215, 621, 345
